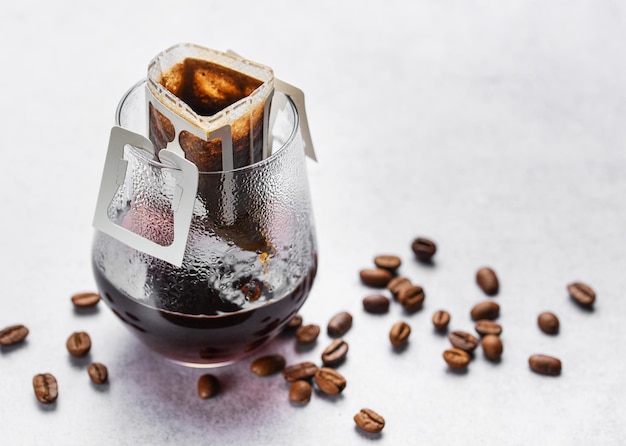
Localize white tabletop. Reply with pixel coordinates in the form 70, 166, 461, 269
1, 1, 625, 444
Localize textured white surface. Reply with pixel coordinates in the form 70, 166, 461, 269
1, 1, 625, 444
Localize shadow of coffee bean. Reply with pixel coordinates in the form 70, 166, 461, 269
34, 399, 58, 412
69, 353, 92, 369
445, 367, 469, 376
417, 259, 436, 268
354, 425, 383, 439
391, 343, 410, 354
432, 327, 448, 336
72, 306, 100, 316
90, 381, 111, 393
0, 340, 29, 355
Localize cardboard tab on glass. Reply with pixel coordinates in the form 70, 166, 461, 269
92, 126, 199, 267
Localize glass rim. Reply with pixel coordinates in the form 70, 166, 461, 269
115, 78, 300, 175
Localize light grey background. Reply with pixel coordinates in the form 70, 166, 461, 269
1, 1, 624, 444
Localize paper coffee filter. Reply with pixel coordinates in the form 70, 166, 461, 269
146, 43, 275, 173
147, 43, 274, 131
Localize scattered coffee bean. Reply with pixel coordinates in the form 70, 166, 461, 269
327, 311, 353, 337
432, 310, 451, 330
71, 292, 101, 308
474, 319, 502, 336
387, 276, 411, 299
389, 321, 411, 347
285, 314, 303, 330
282, 361, 319, 382
314, 367, 347, 395
354, 408, 385, 434
443, 348, 471, 369
241, 278, 263, 301
476, 267, 499, 295
66, 331, 92, 357
528, 354, 561, 376
448, 331, 479, 353
359, 268, 393, 288
295, 324, 320, 344
0, 324, 29, 346
363, 294, 390, 314
289, 380, 312, 404
374, 254, 402, 272
33, 373, 58, 404
470, 301, 500, 321
481, 334, 503, 361
538, 312, 560, 335
398, 285, 425, 312
567, 282, 595, 308
250, 354, 286, 376
87, 362, 108, 384
411, 237, 437, 262
322, 339, 349, 366
197, 374, 220, 399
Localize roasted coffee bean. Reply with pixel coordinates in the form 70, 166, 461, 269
66, 331, 92, 357
289, 380, 312, 404
363, 294, 390, 314
322, 339, 349, 366
314, 367, 347, 395
71, 292, 101, 308
474, 319, 502, 336
0, 324, 29, 346
387, 276, 411, 299
250, 354, 286, 376
282, 361, 319, 382
374, 254, 402, 272
87, 362, 108, 384
476, 267, 499, 295
197, 374, 220, 399
241, 279, 263, 301
432, 310, 451, 330
448, 331, 479, 352
389, 321, 411, 347
538, 312, 560, 335
33, 373, 58, 404
354, 408, 385, 434
470, 301, 500, 321
567, 282, 595, 307
443, 348, 471, 369
285, 314, 303, 330
528, 354, 562, 376
411, 237, 437, 262
481, 334, 503, 361
327, 311, 353, 337
295, 324, 320, 344
398, 285, 425, 312
359, 268, 393, 288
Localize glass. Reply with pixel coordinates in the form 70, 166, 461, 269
91, 80, 317, 367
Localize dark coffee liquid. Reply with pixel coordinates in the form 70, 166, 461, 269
93, 261, 316, 365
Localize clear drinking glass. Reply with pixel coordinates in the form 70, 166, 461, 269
91, 80, 317, 367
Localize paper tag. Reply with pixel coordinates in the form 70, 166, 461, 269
226, 49, 317, 162
93, 126, 199, 267
273, 78, 317, 162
